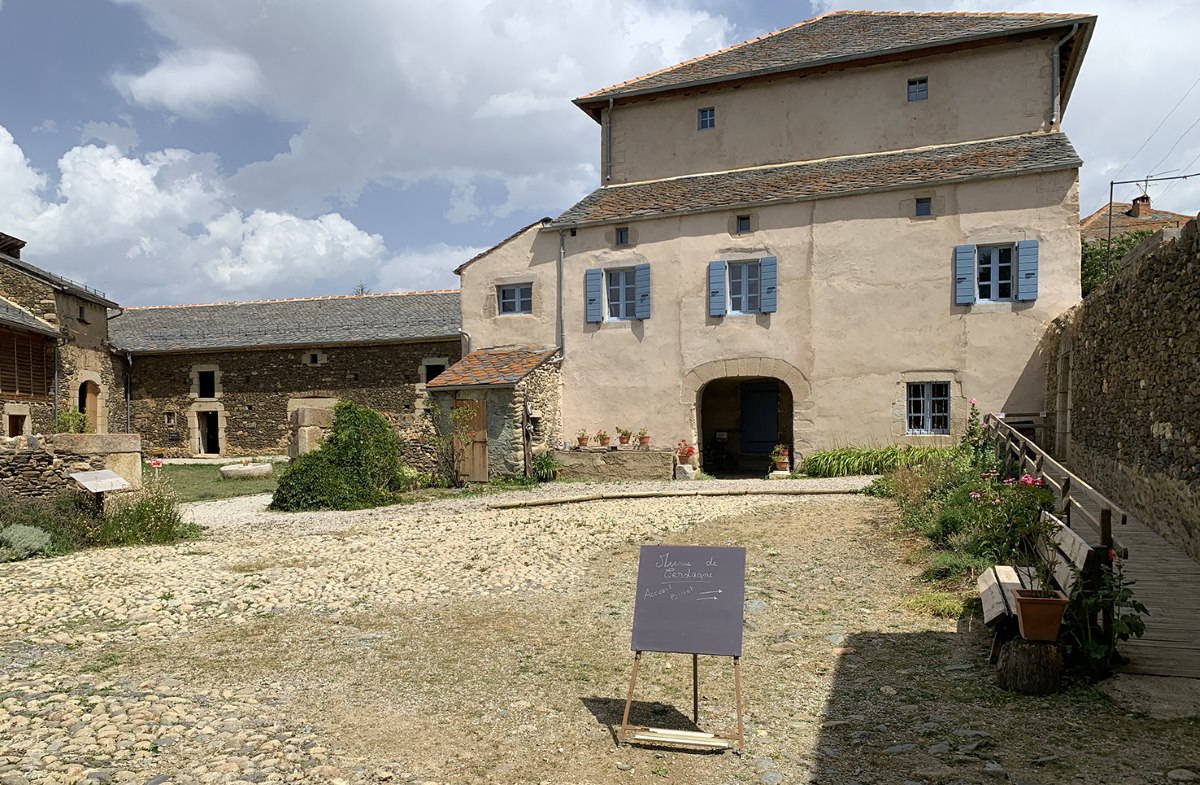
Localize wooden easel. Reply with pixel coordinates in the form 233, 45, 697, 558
618, 650, 745, 752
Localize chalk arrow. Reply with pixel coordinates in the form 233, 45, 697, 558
696, 597, 718, 601
699, 590, 723, 595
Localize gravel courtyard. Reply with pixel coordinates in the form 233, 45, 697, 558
1, 479, 1196, 785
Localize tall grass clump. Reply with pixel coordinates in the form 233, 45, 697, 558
100, 474, 199, 545
801, 444, 955, 477
271, 401, 427, 511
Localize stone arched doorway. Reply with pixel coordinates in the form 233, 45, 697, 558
682, 357, 813, 474
78, 380, 101, 432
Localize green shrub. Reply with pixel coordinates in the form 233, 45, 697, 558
100, 474, 198, 545
0, 489, 98, 552
0, 524, 53, 560
55, 409, 90, 434
271, 401, 423, 511
531, 451, 561, 482
920, 550, 990, 583
801, 445, 955, 477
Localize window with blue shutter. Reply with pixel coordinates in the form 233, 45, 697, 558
585, 268, 603, 323
954, 245, 976, 305
707, 261, 727, 317
1016, 240, 1039, 301
759, 256, 777, 313
633, 263, 651, 320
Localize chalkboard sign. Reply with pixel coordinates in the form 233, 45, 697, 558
631, 545, 746, 657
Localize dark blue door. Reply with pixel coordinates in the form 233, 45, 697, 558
741, 382, 778, 454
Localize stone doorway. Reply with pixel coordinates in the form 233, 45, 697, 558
197, 411, 221, 455
698, 377, 793, 475
78, 380, 101, 432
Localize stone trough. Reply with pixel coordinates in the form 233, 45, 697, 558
219, 463, 273, 480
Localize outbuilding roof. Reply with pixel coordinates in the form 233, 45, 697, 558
108, 290, 461, 353
426, 345, 559, 389
576, 11, 1094, 111
0, 247, 119, 308
0, 297, 59, 338
1079, 201, 1196, 242
550, 132, 1081, 228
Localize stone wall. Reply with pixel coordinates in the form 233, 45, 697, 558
0, 432, 142, 498
553, 448, 675, 482
130, 340, 459, 469
1042, 217, 1200, 559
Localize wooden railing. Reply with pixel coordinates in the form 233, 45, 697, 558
984, 413, 1129, 559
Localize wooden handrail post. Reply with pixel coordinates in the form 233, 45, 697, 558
1099, 509, 1114, 654
1061, 477, 1072, 529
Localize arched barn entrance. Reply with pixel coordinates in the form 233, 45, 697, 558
698, 377, 793, 476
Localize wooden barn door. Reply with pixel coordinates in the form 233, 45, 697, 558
453, 399, 488, 482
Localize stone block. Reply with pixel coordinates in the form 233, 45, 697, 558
50, 433, 142, 455
219, 463, 273, 480
293, 407, 335, 428
294, 426, 327, 456
674, 464, 698, 480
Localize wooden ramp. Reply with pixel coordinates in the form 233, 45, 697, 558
1071, 493, 1200, 679
987, 414, 1200, 680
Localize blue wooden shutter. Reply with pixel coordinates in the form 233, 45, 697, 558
585, 268, 603, 323
759, 256, 778, 313
634, 263, 651, 320
708, 261, 727, 317
1016, 239, 1039, 301
954, 245, 976, 305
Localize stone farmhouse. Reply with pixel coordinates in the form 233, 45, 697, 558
446, 11, 1096, 475
1080, 195, 1195, 243
0, 232, 125, 438
107, 293, 460, 463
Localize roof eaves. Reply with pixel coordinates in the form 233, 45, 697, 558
1056, 16, 1098, 121
116, 332, 463, 356
548, 156, 1081, 230
575, 15, 1094, 112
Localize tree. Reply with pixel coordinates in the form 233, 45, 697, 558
352, 281, 372, 296
1080, 230, 1152, 297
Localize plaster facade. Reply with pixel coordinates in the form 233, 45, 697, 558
600, 37, 1057, 185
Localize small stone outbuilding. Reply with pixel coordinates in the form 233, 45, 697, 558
425, 345, 562, 481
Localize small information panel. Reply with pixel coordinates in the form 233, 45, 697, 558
631, 545, 746, 657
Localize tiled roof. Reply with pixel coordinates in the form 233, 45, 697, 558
427, 345, 559, 389
550, 132, 1080, 227
0, 297, 59, 337
577, 11, 1093, 105
0, 251, 118, 308
108, 290, 461, 353
454, 218, 550, 276
1079, 202, 1196, 241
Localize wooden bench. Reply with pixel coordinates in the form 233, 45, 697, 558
977, 511, 1105, 662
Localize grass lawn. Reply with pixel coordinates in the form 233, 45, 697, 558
155, 463, 279, 503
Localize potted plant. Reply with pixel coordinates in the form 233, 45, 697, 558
616, 426, 633, 445
636, 427, 650, 447
1013, 555, 1069, 642
676, 440, 695, 464
576, 429, 589, 448
770, 443, 791, 471
1011, 492, 1069, 641
594, 429, 611, 448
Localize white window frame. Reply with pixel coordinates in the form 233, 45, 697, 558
728, 260, 761, 314
606, 268, 636, 321
698, 107, 715, 130
498, 283, 533, 315
907, 382, 951, 435
907, 77, 928, 102
977, 244, 1015, 302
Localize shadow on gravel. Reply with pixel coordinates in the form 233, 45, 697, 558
580, 696, 704, 747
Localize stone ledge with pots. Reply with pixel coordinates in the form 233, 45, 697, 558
552, 448, 675, 482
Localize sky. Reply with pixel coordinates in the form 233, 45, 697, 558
1, 0, 1198, 306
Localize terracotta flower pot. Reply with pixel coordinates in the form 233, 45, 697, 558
773, 460, 790, 471
618, 435, 630, 445
576, 437, 588, 447
1012, 588, 1069, 641
599, 438, 611, 447
638, 436, 650, 446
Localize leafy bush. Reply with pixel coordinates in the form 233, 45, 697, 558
1081, 231, 1151, 297
531, 451, 561, 482
100, 474, 198, 545
0, 488, 97, 553
919, 550, 991, 583
271, 401, 423, 511
1063, 557, 1148, 680
55, 409, 90, 434
0, 524, 53, 561
801, 445, 955, 477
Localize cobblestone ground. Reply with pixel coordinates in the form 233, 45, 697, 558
0, 479, 866, 784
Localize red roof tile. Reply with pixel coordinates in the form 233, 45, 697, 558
427, 345, 559, 389
1079, 202, 1196, 241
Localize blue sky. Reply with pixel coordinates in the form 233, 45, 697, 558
2, 0, 1198, 305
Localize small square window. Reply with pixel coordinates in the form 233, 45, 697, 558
498, 284, 533, 315
615, 227, 630, 246
907, 382, 950, 435
309, 353, 319, 364
915, 198, 932, 217
164, 412, 177, 427
907, 77, 928, 102
424, 363, 446, 383
77, 306, 88, 323
736, 215, 752, 234
698, 107, 716, 130
197, 370, 216, 399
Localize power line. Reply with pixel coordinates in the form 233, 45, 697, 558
1160, 149, 1200, 198
1146, 114, 1200, 177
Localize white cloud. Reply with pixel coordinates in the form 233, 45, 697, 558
377, 242, 487, 293
80, 120, 139, 153
31, 119, 58, 135
109, 0, 734, 220
0, 127, 427, 305
111, 48, 264, 118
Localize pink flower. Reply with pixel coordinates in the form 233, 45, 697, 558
1019, 474, 1035, 486
992, 498, 1002, 506
969, 398, 977, 406
1003, 477, 1015, 486
969, 492, 981, 500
